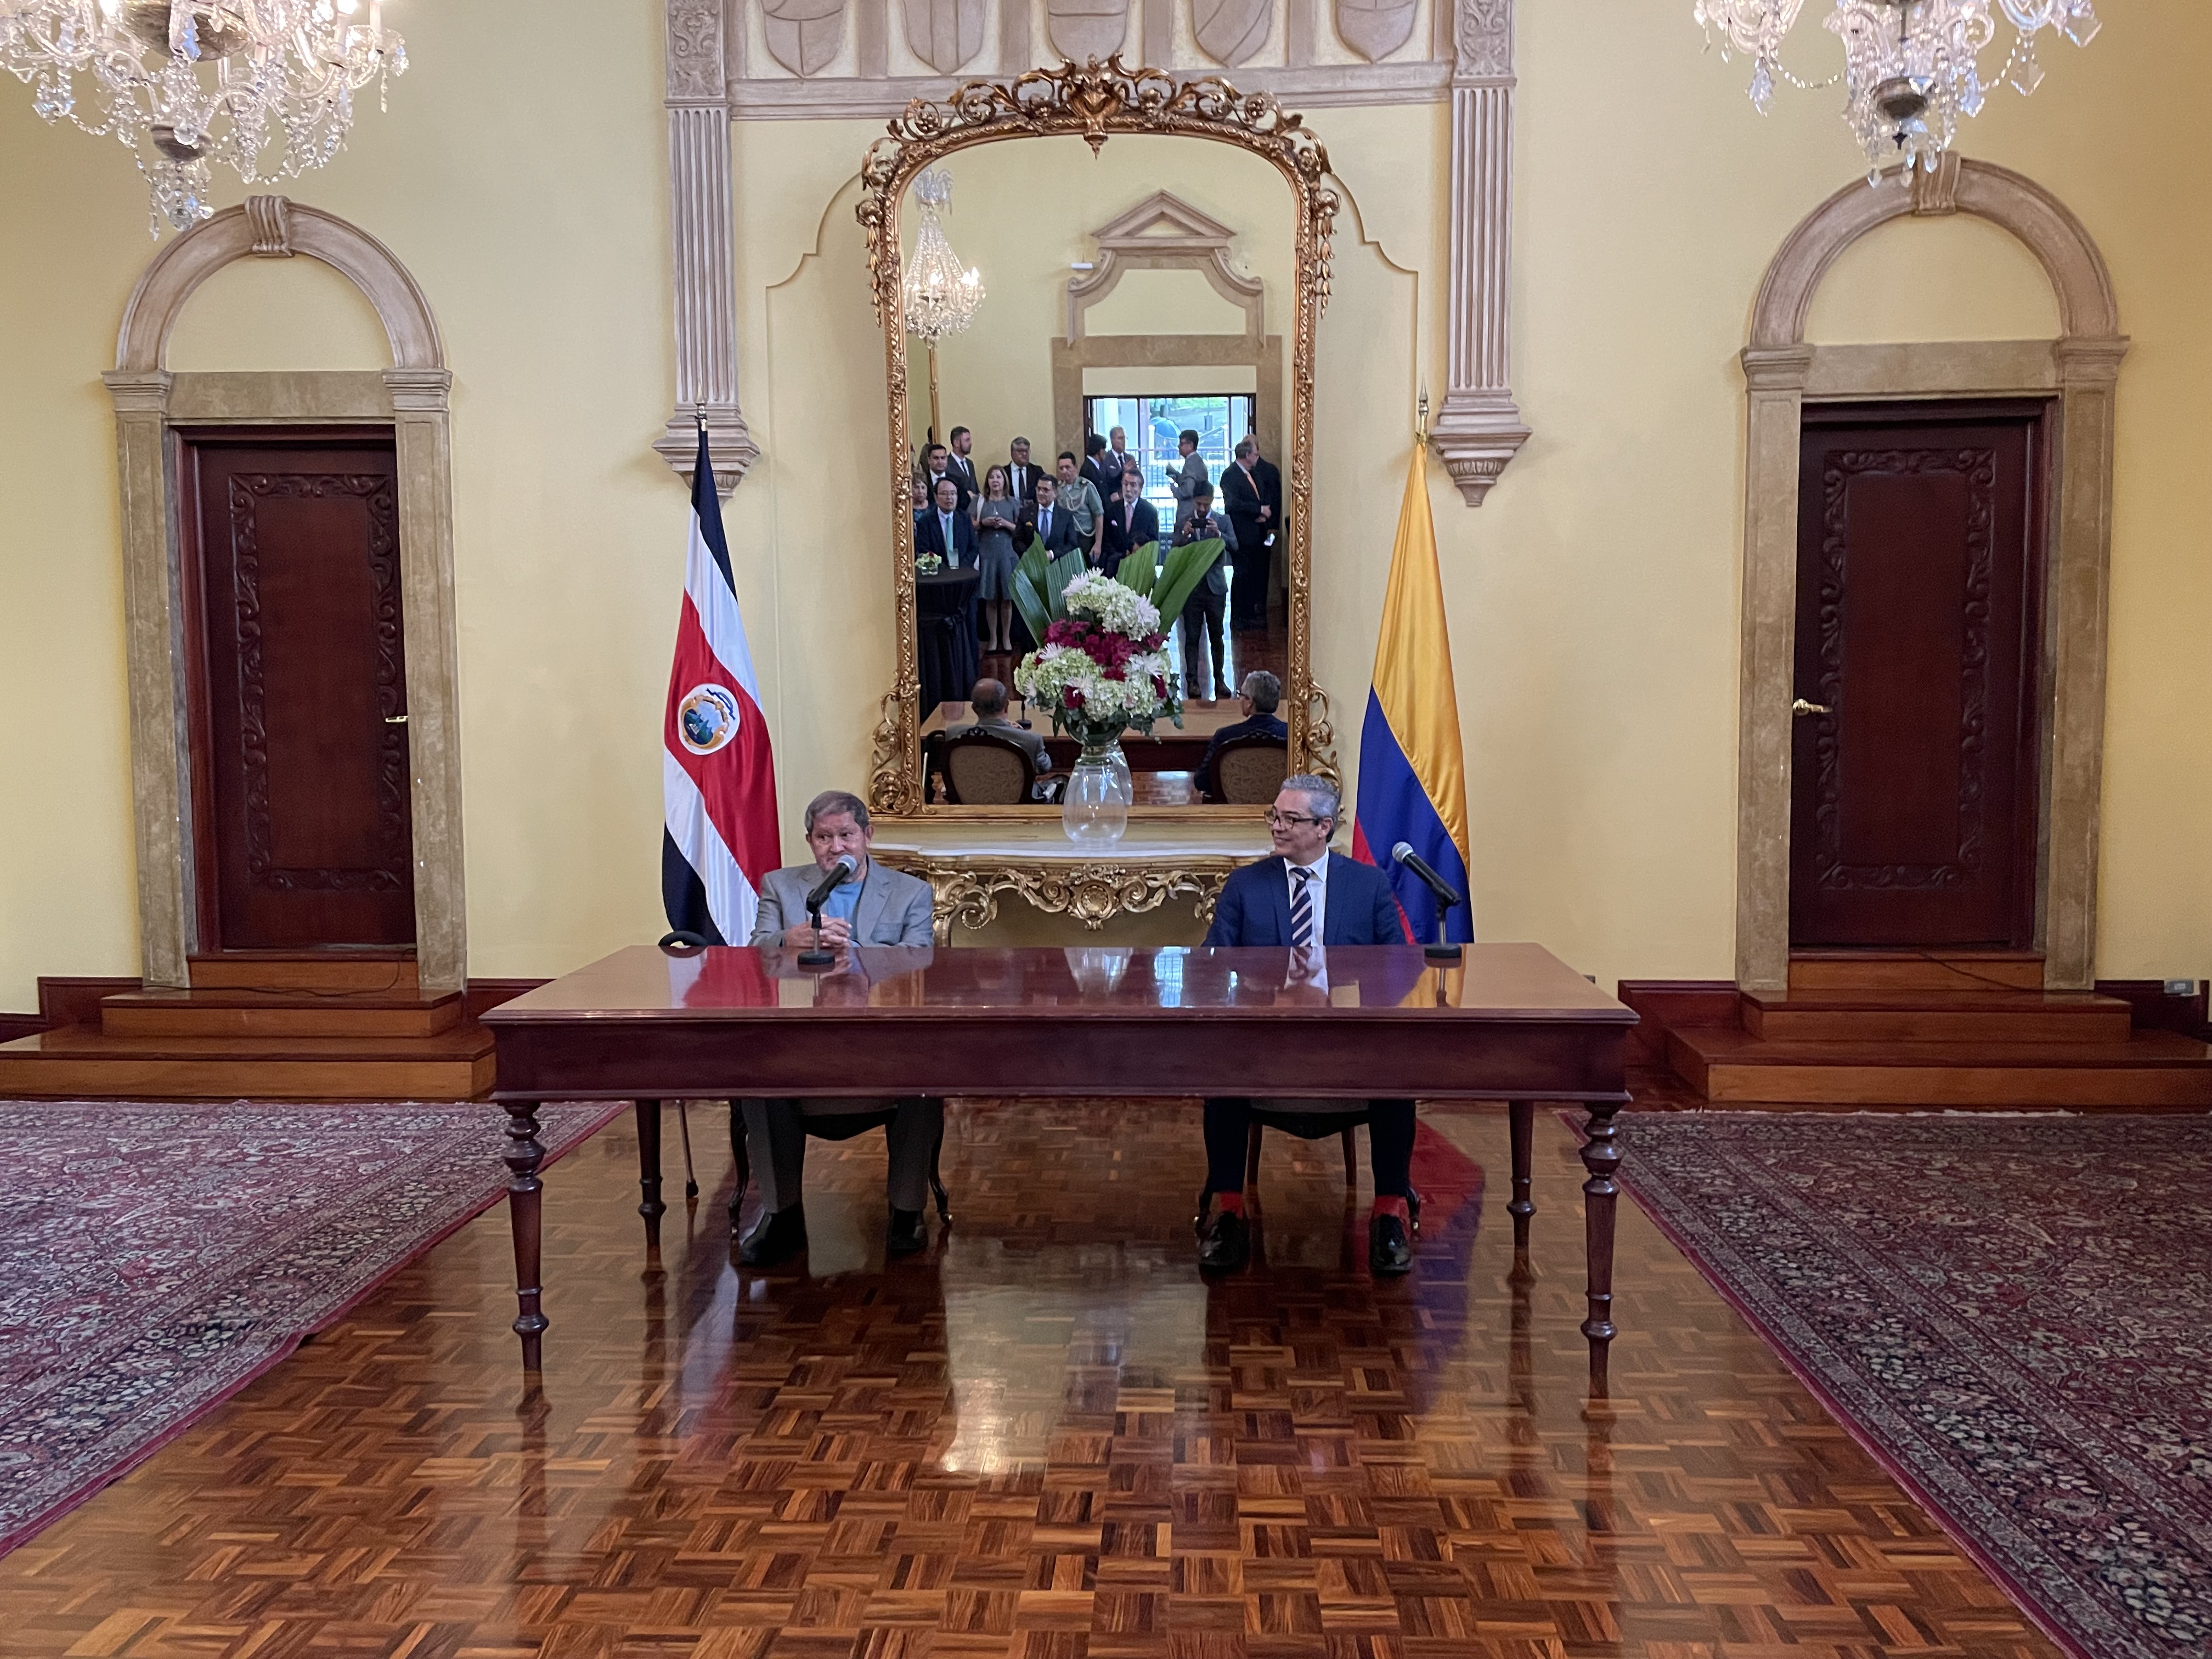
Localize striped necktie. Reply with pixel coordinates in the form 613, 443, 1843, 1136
1289, 865, 1314, 948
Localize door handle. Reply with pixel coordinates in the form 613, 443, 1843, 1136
385, 714, 410, 725
1791, 698, 1831, 718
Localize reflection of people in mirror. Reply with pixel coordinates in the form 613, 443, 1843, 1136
1166, 428, 1209, 531
1199, 669, 1288, 798
1054, 452, 1106, 565
916, 476, 977, 569
1020, 474, 1082, 558
1082, 432, 1121, 512
1175, 484, 1230, 700
974, 465, 1021, 651
945, 677, 1056, 799
1006, 436, 1043, 510
1223, 437, 1275, 631
1102, 462, 1158, 579
945, 425, 980, 508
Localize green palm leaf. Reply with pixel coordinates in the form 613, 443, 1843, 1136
1010, 537, 1086, 645
1146, 537, 1225, 624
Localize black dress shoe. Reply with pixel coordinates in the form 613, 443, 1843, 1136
738, 1204, 806, 1266
1198, 1207, 1249, 1274
886, 1207, 928, 1256
1368, 1213, 1413, 1277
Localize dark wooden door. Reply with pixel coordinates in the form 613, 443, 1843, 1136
180, 431, 414, 951
1790, 403, 2046, 949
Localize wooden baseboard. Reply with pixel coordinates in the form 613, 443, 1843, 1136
1615, 980, 1740, 1065
2094, 978, 2212, 1041
8, 974, 549, 1043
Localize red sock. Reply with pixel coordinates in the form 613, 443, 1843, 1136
1214, 1192, 1245, 1216
1371, 1195, 1410, 1221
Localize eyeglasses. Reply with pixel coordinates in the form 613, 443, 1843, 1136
1265, 810, 1325, 828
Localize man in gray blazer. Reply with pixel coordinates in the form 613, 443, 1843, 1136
1166, 428, 1209, 532
742, 789, 941, 1264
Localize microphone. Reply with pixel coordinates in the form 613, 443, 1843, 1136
798, 855, 857, 968
806, 855, 857, 912
1391, 842, 1465, 962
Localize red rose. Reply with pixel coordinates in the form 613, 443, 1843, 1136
1063, 687, 1085, 709
1152, 675, 1167, 698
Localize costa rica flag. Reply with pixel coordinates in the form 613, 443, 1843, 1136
663, 424, 780, 945
1352, 439, 1472, 945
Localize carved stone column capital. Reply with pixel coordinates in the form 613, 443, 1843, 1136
1432, 12, 1526, 509
659, 2, 759, 495
1740, 344, 1816, 393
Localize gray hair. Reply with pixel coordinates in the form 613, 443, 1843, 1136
1240, 670, 1282, 714
803, 789, 871, 834
1282, 773, 1339, 825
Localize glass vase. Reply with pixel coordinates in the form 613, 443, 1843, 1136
1061, 736, 1133, 847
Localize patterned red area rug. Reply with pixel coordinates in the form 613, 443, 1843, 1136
0, 1099, 620, 1556
1613, 1111, 2212, 1659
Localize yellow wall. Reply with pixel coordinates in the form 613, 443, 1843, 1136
2, 1, 2208, 1009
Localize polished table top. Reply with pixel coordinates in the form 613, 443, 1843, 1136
490, 941, 1627, 1019
485, 943, 1635, 1101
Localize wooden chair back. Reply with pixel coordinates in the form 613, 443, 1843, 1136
941, 726, 1040, 805
1207, 733, 1289, 804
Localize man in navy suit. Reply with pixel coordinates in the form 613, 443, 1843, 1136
1197, 774, 1418, 1277
916, 476, 978, 568
1019, 475, 1083, 558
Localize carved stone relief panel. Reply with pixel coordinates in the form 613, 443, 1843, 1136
764, 0, 847, 76
1192, 0, 1270, 67
902, 0, 986, 74
1046, 0, 1132, 64
1454, 0, 1511, 75
1336, 0, 1417, 62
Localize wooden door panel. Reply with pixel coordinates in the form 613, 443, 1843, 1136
184, 435, 414, 951
1790, 408, 2044, 948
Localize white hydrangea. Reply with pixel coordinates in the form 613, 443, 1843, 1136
1062, 572, 1163, 641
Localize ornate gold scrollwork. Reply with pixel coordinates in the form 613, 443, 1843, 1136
873, 850, 1234, 944
858, 56, 1340, 817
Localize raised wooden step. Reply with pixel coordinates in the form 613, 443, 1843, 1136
187, 951, 419, 994
1787, 949, 2045, 994
0, 1022, 493, 1101
1741, 990, 2132, 1045
100, 987, 464, 1040
1667, 1024, 2212, 1109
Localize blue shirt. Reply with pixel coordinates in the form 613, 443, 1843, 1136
818, 867, 863, 925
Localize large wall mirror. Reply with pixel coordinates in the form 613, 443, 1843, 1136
861, 60, 1339, 823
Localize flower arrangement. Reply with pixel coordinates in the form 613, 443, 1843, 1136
1015, 572, 1180, 747
1007, 532, 1228, 753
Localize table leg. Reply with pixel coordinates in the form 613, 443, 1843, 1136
635, 1100, 665, 1246
1578, 1101, 1624, 1397
503, 1100, 549, 1372
1508, 1100, 1536, 1248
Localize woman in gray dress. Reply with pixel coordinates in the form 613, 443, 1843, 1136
973, 464, 1021, 653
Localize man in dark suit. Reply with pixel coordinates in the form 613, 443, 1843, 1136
1196, 775, 1417, 1277
945, 426, 981, 509
916, 476, 978, 568
1019, 474, 1082, 558
1101, 460, 1159, 576
1081, 432, 1121, 512
1221, 437, 1276, 630
1198, 669, 1289, 798
1006, 437, 1045, 514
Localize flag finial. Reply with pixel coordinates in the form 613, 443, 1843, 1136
693, 400, 707, 433
1415, 386, 1429, 444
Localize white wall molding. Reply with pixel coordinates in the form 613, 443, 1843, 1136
656, 0, 760, 496
1425, 0, 1527, 506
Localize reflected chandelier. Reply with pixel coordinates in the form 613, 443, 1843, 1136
0, 1, 405, 233
900, 168, 983, 345
1693, 1, 2100, 180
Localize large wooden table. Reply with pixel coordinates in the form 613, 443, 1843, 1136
486, 943, 1637, 1389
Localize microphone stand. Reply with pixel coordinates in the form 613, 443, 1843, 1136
798, 900, 836, 969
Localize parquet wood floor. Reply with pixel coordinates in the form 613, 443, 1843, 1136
0, 1102, 2062, 1659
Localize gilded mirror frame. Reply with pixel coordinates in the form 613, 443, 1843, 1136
858, 57, 1339, 819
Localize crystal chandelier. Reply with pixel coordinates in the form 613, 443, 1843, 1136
901, 168, 984, 345
0, 1, 406, 233
1694, 1, 2100, 180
